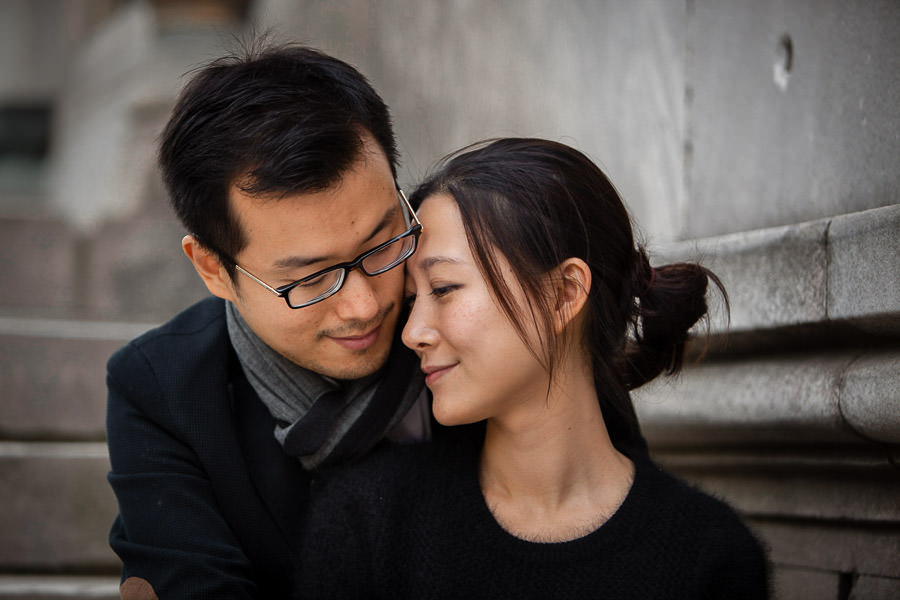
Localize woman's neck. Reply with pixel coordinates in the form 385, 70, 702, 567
478, 361, 634, 542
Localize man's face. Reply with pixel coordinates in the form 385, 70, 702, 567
220, 139, 405, 379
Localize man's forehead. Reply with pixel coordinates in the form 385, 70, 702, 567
229, 183, 399, 269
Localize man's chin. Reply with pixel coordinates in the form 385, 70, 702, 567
323, 345, 392, 381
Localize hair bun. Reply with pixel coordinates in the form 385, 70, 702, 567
623, 261, 727, 389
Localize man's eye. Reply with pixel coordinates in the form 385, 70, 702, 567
298, 274, 328, 288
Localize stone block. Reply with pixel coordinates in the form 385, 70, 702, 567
839, 352, 900, 444
751, 519, 900, 578
0, 442, 118, 570
850, 575, 900, 600
635, 346, 899, 446
0, 329, 140, 439
771, 566, 842, 600
656, 450, 900, 523
86, 217, 208, 322
0, 217, 77, 315
633, 353, 860, 445
827, 204, 900, 328
649, 219, 828, 334
690, 0, 900, 238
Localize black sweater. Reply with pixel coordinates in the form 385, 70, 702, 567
298, 430, 769, 599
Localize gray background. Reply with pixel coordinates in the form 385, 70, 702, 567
0, 1, 897, 598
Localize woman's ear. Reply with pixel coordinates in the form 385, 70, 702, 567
552, 257, 591, 333
182, 235, 237, 301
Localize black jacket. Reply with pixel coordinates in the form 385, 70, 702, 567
107, 297, 352, 597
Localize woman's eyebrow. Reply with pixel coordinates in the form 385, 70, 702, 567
417, 255, 463, 271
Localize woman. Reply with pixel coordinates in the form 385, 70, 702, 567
297, 138, 768, 599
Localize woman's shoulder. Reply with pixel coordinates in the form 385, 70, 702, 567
633, 458, 769, 594
636, 458, 755, 534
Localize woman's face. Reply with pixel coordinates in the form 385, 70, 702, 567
402, 194, 548, 426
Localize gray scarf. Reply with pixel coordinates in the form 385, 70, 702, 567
226, 301, 422, 469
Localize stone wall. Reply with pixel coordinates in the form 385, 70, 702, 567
0, 0, 897, 597
252, 1, 900, 596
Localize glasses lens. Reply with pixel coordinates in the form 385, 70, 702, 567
362, 233, 417, 275
286, 269, 344, 308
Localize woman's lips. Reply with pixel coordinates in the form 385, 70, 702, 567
423, 364, 456, 386
329, 326, 381, 351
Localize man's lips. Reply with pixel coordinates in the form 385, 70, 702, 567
422, 363, 457, 386
327, 325, 381, 351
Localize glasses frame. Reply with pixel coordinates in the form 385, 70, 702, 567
233, 189, 422, 309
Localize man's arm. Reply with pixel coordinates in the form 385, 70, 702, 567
106, 344, 259, 599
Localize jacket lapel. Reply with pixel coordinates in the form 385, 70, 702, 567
230, 354, 310, 556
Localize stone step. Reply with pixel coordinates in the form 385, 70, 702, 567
81, 217, 207, 322
0, 214, 206, 322
634, 348, 900, 446
0, 576, 119, 600
0, 217, 78, 317
0, 319, 153, 439
0, 442, 118, 570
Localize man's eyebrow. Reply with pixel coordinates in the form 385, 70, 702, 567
271, 203, 399, 271
361, 203, 399, 246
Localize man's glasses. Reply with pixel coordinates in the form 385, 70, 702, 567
233, 189, 422, 309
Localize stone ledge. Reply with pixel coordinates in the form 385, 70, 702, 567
0, 576, 119, 600
751, 518, 900, 579
828, 204, 900, 327
770, 567, 843, 600
633, 349, 899, 445
0, 316, 155, 340
654, 449, 899, 523
649, 204, 900, 336
849, 575, 900, 599
0, 442, 118, 570
840, 353, 900, 444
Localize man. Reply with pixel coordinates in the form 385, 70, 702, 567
106, 43, 430, 599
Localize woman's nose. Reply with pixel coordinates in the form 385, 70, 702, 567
401, 302, 439, 350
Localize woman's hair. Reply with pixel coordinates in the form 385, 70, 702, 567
410, 138, 726, 451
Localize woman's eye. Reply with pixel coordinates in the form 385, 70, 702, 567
430, 284, 460, 298
403, 292, 417, 306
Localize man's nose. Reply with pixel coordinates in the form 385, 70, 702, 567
333, 268, 380, 322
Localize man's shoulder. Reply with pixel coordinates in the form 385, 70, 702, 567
109, 297, 227, 367
129, 296, 226, 348
106, 297, 234, 402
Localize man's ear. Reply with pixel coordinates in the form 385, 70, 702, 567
182, 235, 237, 301
551, 257, 591, 333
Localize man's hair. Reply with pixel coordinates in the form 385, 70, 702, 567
159, 42, 398, 277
